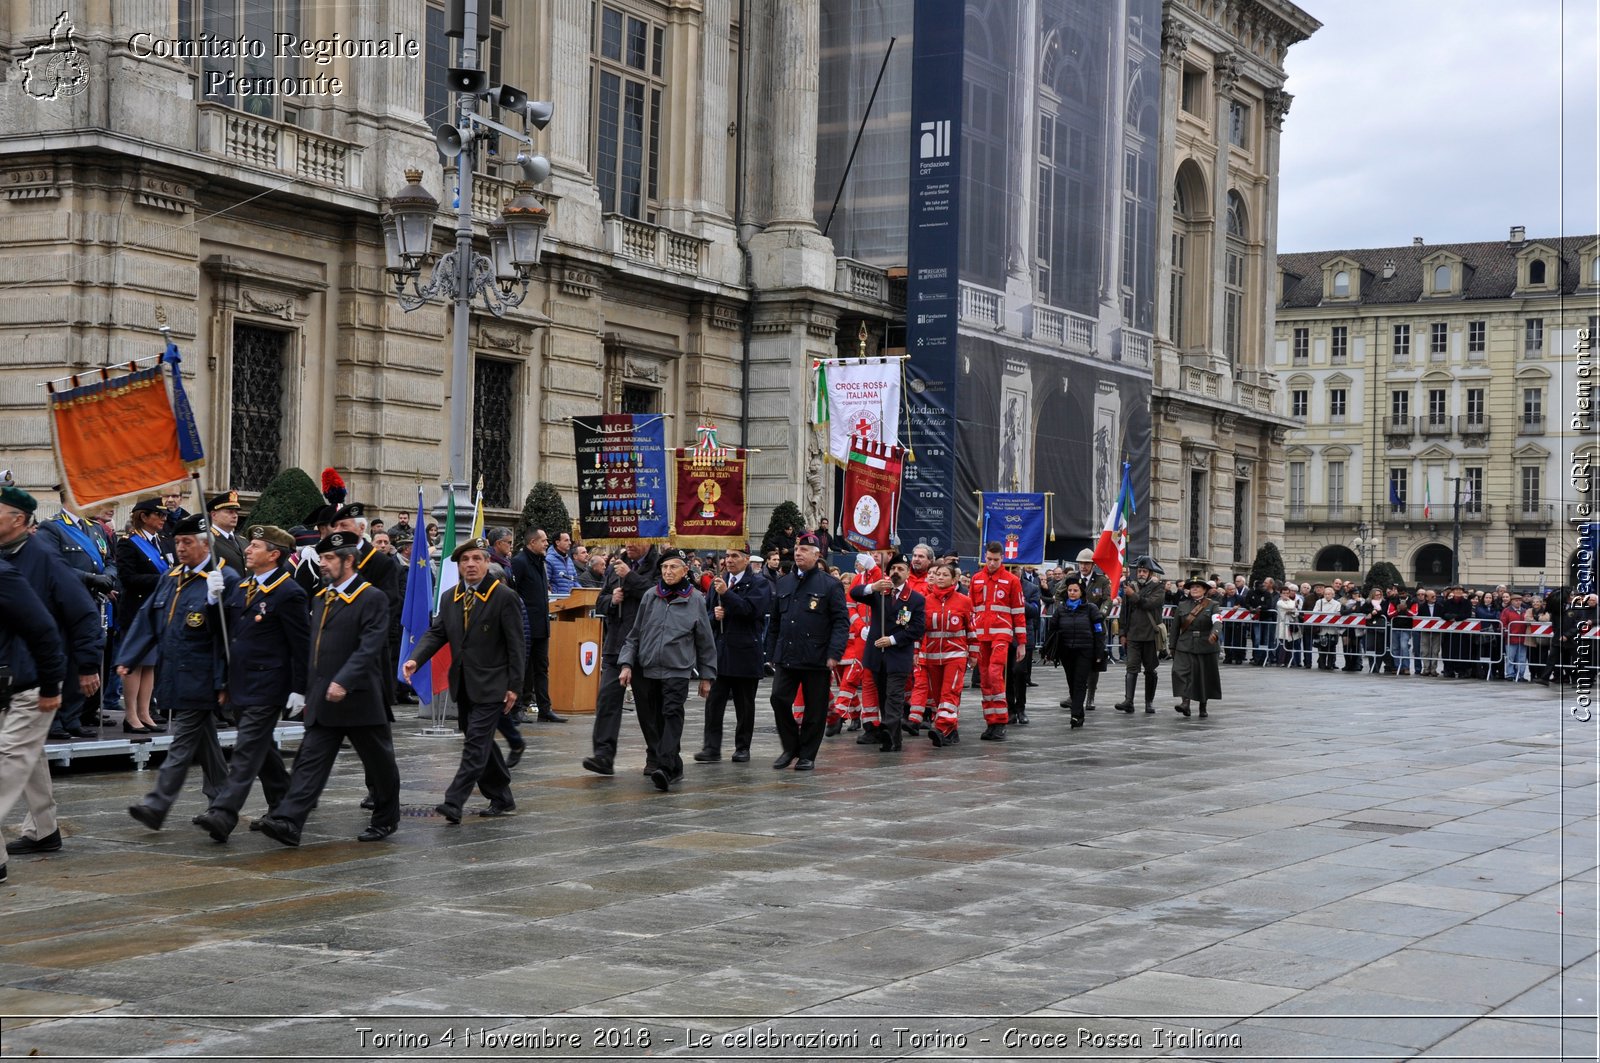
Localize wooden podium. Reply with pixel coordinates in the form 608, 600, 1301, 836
548, 587, 602, 715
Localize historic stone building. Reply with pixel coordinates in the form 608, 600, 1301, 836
1149, 0, 1320, 578
1275, 229, 1600, 588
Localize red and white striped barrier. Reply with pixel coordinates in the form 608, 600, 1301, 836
1298, 613, 1371, 627
1411, 618, 1489, 632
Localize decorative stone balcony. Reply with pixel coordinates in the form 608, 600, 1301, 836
1028, 304, 1096, 355
197, 104, 363, 191
958, 282, 1003, 327
1232, 377, 1274, 414
1285, 504, 1364, 526
602, 214, 706, 276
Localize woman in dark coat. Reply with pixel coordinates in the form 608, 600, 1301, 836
1040, 576, 1105, 729
1170, 578, 1222, 718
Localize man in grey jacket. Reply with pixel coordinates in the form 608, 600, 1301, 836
619, 547, 717, 792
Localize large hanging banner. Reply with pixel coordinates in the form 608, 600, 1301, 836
813, 357, 903, 465
49, 363, 189, 514
573, 414, 670, 546
673, 424, 747, 549
899, 0, 963, 555
979, 492, 1047, 566
839, 435, 905, 552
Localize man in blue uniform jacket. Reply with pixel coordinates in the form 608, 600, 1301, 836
191, 525, 310, 842
256, 531, 401, 846
123, 513, 240, 830
848, 552, 925, 752
765, 533, 848, 771
694, 543, 772, 763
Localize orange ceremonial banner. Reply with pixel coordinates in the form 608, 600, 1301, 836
49, 365, 188, 514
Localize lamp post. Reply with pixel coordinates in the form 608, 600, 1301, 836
1352, 521, 1375, 584
378, 0, 552, 514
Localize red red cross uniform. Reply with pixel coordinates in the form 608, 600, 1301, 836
828, 567, 881, 726
920, 583, 977, 736
968, 565, 1026, 725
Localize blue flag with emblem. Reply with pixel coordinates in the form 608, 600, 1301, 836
397, 485, 435, 705
163, 333, 206, 468
979, 492, 1046, 566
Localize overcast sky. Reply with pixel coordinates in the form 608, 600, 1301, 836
1277, 1, 1599, 254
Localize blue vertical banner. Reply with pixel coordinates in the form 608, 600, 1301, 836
1577, 523, 1600, 596
899, 0, 963, 557
162, 334, 205, 468
980, 493, 1047, 566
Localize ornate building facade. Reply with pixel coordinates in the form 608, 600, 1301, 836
1276, 229, 1600, 588
1149, 0, 1319, 577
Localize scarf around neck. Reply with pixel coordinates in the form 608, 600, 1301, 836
656, 578, 693, 601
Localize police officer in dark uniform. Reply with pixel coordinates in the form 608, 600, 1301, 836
206, 490, 247, 573
255, 531, 401, 846
122, 513, 240, 831
332, 503, 400, 704
766, 532, 848, 771
290, 516, 331, 598
403, 537, 525, 822
191, 525, 309, 843
35, 501, 117, 737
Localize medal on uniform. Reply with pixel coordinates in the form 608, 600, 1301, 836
808, 596, 819, 611
185, 611, 206, 628
897, 606, 911, 627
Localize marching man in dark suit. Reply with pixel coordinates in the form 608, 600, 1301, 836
206, 490, 246, 573
848, 552, 926, 753
403, 536, 525, 822
123, 513, 240, 831
191, 525, 309, 843
694, 543, 772, 764
255, 531, 401, 846
765, 532, 848, 771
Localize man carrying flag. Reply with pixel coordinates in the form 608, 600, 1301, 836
396, 487, 436, 711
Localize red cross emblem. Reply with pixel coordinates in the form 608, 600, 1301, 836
854, 416, 873, 437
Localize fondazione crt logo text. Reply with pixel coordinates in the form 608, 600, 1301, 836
128, 31, 420, 98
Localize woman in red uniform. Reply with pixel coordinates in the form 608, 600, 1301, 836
920, 562, 977, 746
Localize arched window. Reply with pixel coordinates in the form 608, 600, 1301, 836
1529, 259, 1547, 285
1332, 270, 1350, 297
1433, 264, 1452, 291
1226, 191, 1247, 238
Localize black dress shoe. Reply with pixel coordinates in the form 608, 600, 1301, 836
824, 720, 842, 737
127, 804, 164, 831
846, 718, 861, 732
48, 729, 73, 742
902, 721, 921, 737
360, 795, 377, 810
949, 727, 960, 744
478, 803, 516, 817
1012, 712, 1030, 726
1114, 702, 1134, 713
1144, 704, 1156, 714
506, 746, 525, 769
693, 749, 721, 762
772, 751, 798, 769
357, 824, 396, 842
70, 726, 99, 739
928, 729, 945, 747
855, 728, 880, 744
980, 724, 1006, 741
581, 756, 615, 776
1059, 698, 1072, 708
248, 818, 266, 832
794, 758, 815, 771
192, 810, 234, 843
434, 802, 462, 824
642, 763, 659, 776
1070, 718, 1084, 728
6, 829, 62, 854
256, 816, 300, 847
1086, 703, 1096, 712
731, 749, 750, 763
650, 768, 672, 792
1174, 702, 1191, 717
1197, 707, 1208, 718
537, 710, 567, 722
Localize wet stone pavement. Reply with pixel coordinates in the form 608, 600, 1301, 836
1, 663, 1596, 1061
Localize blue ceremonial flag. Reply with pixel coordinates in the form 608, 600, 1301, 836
398, 486, 436, 706
163, 335, 206, 468
1388, 478, 1404, 509
979, 492, 1046, 566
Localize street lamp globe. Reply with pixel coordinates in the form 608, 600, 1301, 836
499, 183, 548, 270
384, 168, 439, 271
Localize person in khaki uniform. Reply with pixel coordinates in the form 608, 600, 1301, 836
1114, 555, 1166, 714
1169, 578, 1222, 718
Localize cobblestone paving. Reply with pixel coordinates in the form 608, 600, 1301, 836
1, 665, 1595, 1061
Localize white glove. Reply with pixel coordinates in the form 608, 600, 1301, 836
205, 570, 226, 604
285, 692, 306, 712
856, 552, 874, 573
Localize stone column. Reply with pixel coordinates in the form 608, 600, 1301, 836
1208, 52, 1241, 369
1098, 0, 1130, 323
1259, 86, 1293, 376
1154, 15, 1191, 386
764, 0, 820, 228
1003, 0, 1039, 322
542, 0, 604, 240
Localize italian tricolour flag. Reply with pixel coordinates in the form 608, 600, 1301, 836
1092, 462, 1135, 597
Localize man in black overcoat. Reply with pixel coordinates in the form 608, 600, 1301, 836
404, 537, 525, 822
255, 532, 401, 846
694, 543, 772, 763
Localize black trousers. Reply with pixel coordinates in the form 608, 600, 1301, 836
206, 702, 290, 821
590, 654, 626, 765
1061, 652, 1093, 722
1005, 651, 1028, 715
445, 700, 513, 808
140, 707, 226, 817
495, 710, 525, 751
871, 668, 908, 732
770, 666, 830, 761
702, 675, 757, 755
522, 636, 552, 714
633, 675, 688, 778
271, 723, 400, 832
